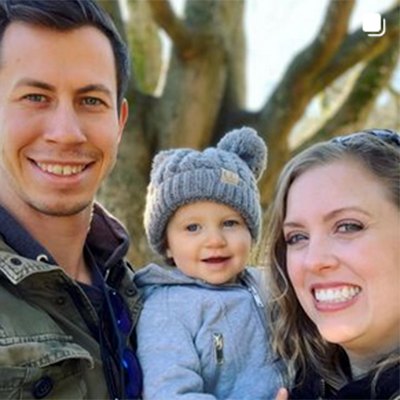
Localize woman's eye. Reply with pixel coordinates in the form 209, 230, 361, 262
337, 222, 363, 233
186, 223, 200, 232
285, 233, 307, 246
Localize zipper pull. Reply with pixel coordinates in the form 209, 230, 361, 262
213, 332, 224, 365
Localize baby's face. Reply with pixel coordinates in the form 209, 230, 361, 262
165, 201, 252, 284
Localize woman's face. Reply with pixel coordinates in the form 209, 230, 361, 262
283, 159, 400, 359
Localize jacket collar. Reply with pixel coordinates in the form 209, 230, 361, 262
0, 202, 130, 283
86, 202, 130, 272
0, 204, 55, 264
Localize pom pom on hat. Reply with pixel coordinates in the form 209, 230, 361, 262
217, 127, 267, 180
144, 127, 268, 256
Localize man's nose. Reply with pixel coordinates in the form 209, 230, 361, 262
43, 103, 86, 144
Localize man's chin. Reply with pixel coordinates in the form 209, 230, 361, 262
29, 201, 92, 217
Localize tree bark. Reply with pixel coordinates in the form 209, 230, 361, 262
299, 38, 400, 149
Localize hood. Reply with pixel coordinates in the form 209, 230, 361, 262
86, 202, 130, 270
135, 263, 260, 289
135, 263, 195, 287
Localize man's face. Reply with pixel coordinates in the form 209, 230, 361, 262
0, 22, 128, 217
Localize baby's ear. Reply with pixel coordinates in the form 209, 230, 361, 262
217, 126, 268, 181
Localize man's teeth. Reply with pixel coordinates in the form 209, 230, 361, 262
36, 162, 85, 176
314, 286, 361, 303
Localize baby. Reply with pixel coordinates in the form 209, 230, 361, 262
135, 127, 283, 399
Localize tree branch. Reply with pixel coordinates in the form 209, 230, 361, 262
255, 1, 356, 203
298, 39, 400, 149
314, 5, 400, 95
148, 0, 195, 56
256, 0, 355, 146
126, 0, 163, 94
292, 0, 356, 76
96, 0, 141, 94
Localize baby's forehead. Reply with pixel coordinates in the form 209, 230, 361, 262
170, 200, 243, 221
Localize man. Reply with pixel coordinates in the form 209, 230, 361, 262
0, 1, 142, 398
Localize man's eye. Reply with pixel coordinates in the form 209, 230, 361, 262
24, 94, 47, 103
186, 223, 200, 232
82, 97, 105, 106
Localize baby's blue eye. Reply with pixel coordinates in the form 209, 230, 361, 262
186, 223, 200, 232
223, 220, 239, 227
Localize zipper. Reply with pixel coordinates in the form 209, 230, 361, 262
244, 277, 268, 333
213, 332, 224, 365
247, 284, 264, 308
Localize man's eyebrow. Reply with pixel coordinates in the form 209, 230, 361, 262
76, 84, 113, 98
15, 78, 55, 91
14, 79, 113, 98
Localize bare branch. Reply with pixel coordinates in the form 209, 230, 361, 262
299, 39, 400, 149
126, 0, 163, 94
293, 0, 356, 75
315, 5, 400, 94
256, 0, 355, 148
148, 0, 195, 55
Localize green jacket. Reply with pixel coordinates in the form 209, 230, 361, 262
0, 204, 142, 399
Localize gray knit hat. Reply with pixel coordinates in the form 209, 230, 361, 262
144, 127, 267, 255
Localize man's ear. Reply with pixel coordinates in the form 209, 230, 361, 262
117, 98, 129, 144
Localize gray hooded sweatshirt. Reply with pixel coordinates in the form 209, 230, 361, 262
135, 263, 283, 400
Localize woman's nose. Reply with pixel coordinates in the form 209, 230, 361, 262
303, 237, 339, 273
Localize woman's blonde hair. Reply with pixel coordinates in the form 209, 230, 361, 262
265, 129, 400, 389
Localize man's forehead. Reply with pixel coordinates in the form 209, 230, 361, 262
0, 22, 117, 89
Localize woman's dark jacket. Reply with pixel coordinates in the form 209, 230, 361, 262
290, 361, 399, 400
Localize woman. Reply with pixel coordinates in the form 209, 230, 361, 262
267, 129, 400, 399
